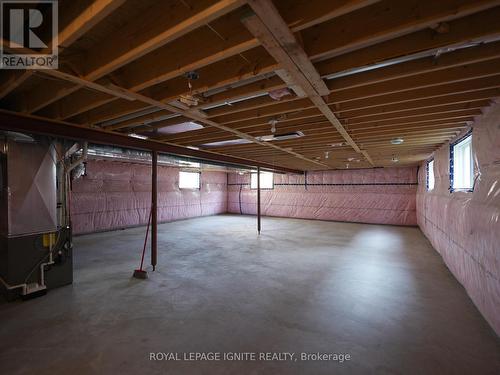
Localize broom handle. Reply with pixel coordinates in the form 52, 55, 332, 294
139, 209, 152, 271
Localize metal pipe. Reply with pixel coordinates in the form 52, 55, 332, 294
151, 150, 158, 271
0, 275, 27, 295
257, 166, 261, 234
67, 142, 88, 172
39, 234, 55, 288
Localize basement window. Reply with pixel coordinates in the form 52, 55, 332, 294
450, 133, 473, 192
250, 172, 274, 189
179, 171, 200, 189
427, 159, 435, 191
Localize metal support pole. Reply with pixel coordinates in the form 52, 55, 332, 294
257, 166, 261, 234
151, 150, 158, 271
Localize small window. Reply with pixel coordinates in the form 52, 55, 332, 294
251, 172, 273, 189
450, 133, 473, 192
427, 159, 435, 191
179, 171, 200, 189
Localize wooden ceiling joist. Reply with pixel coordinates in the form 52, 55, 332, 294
58, 0, 127, 49
17, 0, 246, 116
1, 0, 499, 170
242, 0, 374, 165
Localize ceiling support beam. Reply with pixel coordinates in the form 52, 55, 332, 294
58, 0, 126, 48
17, 0, 245, 115
242, 0, 374, 165
47, 0, 377, 121
0, 1, 125, 106
0, 41, 326, 169
0, 110, 301, 174
49, 2, 500, 126
0, 71, 33, 100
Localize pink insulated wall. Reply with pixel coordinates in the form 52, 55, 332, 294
416, 102, 500, 336
70, 160, 227, 234
228, 167, 418, 226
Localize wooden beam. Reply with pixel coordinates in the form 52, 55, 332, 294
327, 41, 500, 92
51, 0, 376, 121
46, 1, 500, 127
242, 3, 329, 95
58, 0, 126, 48
242, 0, 374, 165
16, 0, 245, 115
331, 77, 500, 111
336, 89, 500, 117
327, 60, 500, 102
83, 0, 245, 81
0, 71, 33, 100
0, 0, 124, 110
0, 110, 301, 174
2, 58, 325, 169
71, 73, 285, 127
315, 6, 500, 77
57, 50, 278, 121
301, 0, 500, 61
36, 4, 496, 125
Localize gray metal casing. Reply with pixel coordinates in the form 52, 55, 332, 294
0, 138, 57, 237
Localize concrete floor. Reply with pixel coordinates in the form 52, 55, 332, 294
0, 214, 499, 375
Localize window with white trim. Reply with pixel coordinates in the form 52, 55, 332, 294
427, 159, 435, 191
179, 171, 200, 189
450, 134, 473, 191
251, 172, 273, 189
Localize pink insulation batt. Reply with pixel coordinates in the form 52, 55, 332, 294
228, 167, 418, 226
70, 160, 227, 235
417, 103, 500, 336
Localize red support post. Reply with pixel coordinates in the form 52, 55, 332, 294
151, 150, 158, 271
257, 166, 261, 234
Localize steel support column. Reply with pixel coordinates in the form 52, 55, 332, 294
151, 150, 158, 271
257, 166, 261, 234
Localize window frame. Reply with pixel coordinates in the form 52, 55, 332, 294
449, 131, 474, 193
426, 158, 435, 191
250, 171, 274, 190
178, 170, 201, 190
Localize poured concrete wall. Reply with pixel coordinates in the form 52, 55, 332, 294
70, 160, 227, 234
416, 102, 500, 335
228, 167, 418, 226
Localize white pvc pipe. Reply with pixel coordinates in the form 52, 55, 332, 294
0, 275, 27, 295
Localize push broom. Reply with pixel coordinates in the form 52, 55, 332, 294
133, 210, 152, 279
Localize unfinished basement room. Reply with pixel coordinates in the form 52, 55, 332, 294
0, 0, 499, 374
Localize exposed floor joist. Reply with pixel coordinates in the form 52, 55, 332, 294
1, 0, 500, 170
242, 0, 375, 165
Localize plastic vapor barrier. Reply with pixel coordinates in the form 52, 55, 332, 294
228, 167, 418, 226
416, 102, 500, 336
70, 160, 227, 234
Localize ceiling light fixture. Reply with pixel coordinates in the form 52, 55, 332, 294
128, 133, 148, 140
390, 137, 404, 145
330, 142, 345, 147
269, 118, 278, 133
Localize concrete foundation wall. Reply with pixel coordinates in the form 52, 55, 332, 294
70, 160, 227, 234
416, 102, 500, 336
228, 167, 418, 226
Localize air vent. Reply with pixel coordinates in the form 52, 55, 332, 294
259, 131, 304, 142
